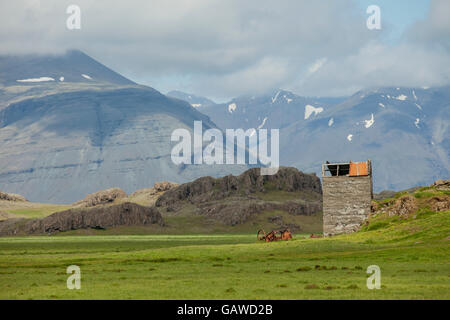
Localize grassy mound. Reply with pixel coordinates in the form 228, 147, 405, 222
356, 184, 450, 243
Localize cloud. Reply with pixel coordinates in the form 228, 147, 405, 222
0, 0, 449, 98
308, 58, 328, 74
296, 41, 450, 96
406, 0, 450, 50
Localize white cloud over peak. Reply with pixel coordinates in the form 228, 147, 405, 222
0, 0, 449, 98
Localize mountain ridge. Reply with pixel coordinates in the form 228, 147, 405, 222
0, 51, 247, 203
197, 86, 450, 191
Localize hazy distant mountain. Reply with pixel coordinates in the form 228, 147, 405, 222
0, 51, 246, 203
166, 90, 216, 108
197, 89, 342, 131
197, 87, 450, 192
0, 50, 134, 86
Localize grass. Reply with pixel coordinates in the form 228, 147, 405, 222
52, 209, 322, 236
1, 185, 448, 299
6, 206, 69, 219
0, 201, 70, 220
0, 210, 449, 299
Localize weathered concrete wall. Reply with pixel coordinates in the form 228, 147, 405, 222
323, 175, 372, 236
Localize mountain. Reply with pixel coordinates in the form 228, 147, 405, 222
0, 50, 246, 203
197, 89, 345, 132
166, 90, 216, 108
0, 50, 134, 86
197, 87, 450, 192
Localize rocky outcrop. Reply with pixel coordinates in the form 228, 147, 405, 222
0, 191, 27, 202
156, 167, 321, 208
0, 202, 164, 236
130, 182, 178, 197
197, 200, 322, 226
433, 179, 450, 191
429, 196, 450, 212
153, 181, 178, 192
387, 195, 418, 218
74, 188, 127, 207
155, 167, 322, 226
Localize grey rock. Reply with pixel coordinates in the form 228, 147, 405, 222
0, 191, 27, 202
0, 202, 164, 235
156, 166, 322, 208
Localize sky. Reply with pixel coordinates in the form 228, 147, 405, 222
356, 0, 428, 43
0, 0, 449, 101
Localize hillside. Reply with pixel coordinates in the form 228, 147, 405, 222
198, 87, 450, 192
0, 167, 323, 235
166, 90, 216, 108
360, 179, 450, 241
0, 50, 247, 203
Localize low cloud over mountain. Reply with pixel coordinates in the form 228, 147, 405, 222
1, 1, 449, 99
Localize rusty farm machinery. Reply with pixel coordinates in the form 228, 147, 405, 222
257, 229, 292, 242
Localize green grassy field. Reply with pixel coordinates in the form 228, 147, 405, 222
0, 209, 449, 300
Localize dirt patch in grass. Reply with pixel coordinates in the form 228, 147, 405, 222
296, 266, 312, 272
305, 284, 319, 289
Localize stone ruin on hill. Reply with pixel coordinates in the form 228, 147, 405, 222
322, 160, 373, 236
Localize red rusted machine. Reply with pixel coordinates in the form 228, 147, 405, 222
257, 229, 292, 242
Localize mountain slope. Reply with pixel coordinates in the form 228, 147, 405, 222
0, 167, 323, 235
282, 86, 450, 191
197, 89, 341, 132
0, 50, 134, 86
197, 87, 450, 191
166, 90, 216, 108
0, 51, 247, 203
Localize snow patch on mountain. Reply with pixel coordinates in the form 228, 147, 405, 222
191, 104, 202, 108
258, 117, 268, 129
415, 118, 420, 128
283, 95, 292, 103
328, 118, 334, 127
228, 103, 237, 113
379, 103, 385, 108
59, 77, 64, 82
415, 103, 422, 110
347, 134, 353, 142
272, 91, 281, 103
81, 74, 92, 80
250, 117, 268, 137
364, 114, 375, 128
17, 77, 55, 83
304, 104, 323, 120
395, 94, 407, 101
